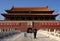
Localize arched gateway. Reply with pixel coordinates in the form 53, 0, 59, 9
27, 22, 33, 33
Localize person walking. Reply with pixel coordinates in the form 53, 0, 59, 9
33, 28, 37, 39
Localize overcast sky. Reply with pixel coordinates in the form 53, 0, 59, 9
0, 0, 60, 20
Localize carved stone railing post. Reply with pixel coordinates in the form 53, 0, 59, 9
54, 29, 56, 36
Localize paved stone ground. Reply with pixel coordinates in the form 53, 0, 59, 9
15, 33, 58, 41
0, 32, 58, 41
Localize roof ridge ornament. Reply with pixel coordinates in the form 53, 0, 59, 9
11, 6, 14, 10
46, 6, 48, 8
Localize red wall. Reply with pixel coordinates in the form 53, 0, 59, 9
0, 21, 60, 32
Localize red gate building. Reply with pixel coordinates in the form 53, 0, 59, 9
0, 6, 60, 32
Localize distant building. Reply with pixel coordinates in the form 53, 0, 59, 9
0, 6, 60, 32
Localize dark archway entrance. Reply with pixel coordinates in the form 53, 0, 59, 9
27, 22, 33, 33
27, 28, 32, 33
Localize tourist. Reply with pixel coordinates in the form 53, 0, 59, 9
33, 28, 37, 39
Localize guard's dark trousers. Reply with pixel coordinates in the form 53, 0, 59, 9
34, 32, 36, 38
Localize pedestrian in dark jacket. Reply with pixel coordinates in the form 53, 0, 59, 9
33, 29, 37, 39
